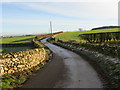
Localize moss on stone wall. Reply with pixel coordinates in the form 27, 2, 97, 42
1, 48, 47, 76
1, 38, 51, 89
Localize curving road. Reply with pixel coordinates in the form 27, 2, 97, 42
21, 37, 103, 88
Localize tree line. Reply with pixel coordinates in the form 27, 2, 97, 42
91, 26, 120, 30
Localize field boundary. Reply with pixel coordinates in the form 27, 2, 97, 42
1, 36, 52, 88
1, 42, 34, 47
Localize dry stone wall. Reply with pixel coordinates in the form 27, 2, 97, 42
1, 48, 47, 76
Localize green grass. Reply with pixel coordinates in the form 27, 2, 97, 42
0, 36, 36, 44
56, 28, 120, 42
83, 28, 120, 34
2, 46, 35, 53
0, 49, 2, 53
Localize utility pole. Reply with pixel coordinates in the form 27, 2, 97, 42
50, 21, 52, 35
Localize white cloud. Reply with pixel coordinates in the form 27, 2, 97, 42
1, 1, 118, 36
16, 2, 118, 19
2, 19, 50, 25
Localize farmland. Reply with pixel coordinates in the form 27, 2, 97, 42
0, 35, 36, 53
54, 28, 120, 57
56, 28, 120, 42
1, 28, 120, 88
0, 35, 36, 44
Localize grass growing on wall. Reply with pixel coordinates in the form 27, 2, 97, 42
50, 39, 120, 88
2, 46, 35, 53
1, 35, 51, 89
1, 60, 47, 88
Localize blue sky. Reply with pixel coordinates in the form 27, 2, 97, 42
1, 0, 118, 36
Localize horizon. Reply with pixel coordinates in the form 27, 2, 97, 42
1, 25, 120, 37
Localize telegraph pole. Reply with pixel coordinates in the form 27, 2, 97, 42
50, 21, 52, 35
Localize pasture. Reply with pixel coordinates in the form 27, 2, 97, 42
55, 28, 120, 42
0, 35, 36, 53
0, 35, 36, 44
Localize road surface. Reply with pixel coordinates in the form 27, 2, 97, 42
21, 37, 103, 88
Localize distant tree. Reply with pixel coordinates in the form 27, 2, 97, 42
78, 28, 83, 31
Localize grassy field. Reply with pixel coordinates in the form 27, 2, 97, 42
56, 28, 120, 42
0, 35, 36, 53
0, 36, 36, 44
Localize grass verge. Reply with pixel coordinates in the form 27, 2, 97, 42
0, 61, 47, 89
2, 46, 35, 53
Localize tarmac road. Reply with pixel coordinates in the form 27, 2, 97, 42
21, 37, 103, 88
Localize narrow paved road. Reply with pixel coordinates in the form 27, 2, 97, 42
21, 38, 103, 88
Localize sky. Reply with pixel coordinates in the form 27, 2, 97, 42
0, 0, 119, 36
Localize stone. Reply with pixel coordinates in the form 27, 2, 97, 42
17, 65, 24, 68
0, 67, 4, 74
1, 47, 47, 75
8, 69, 14, 73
